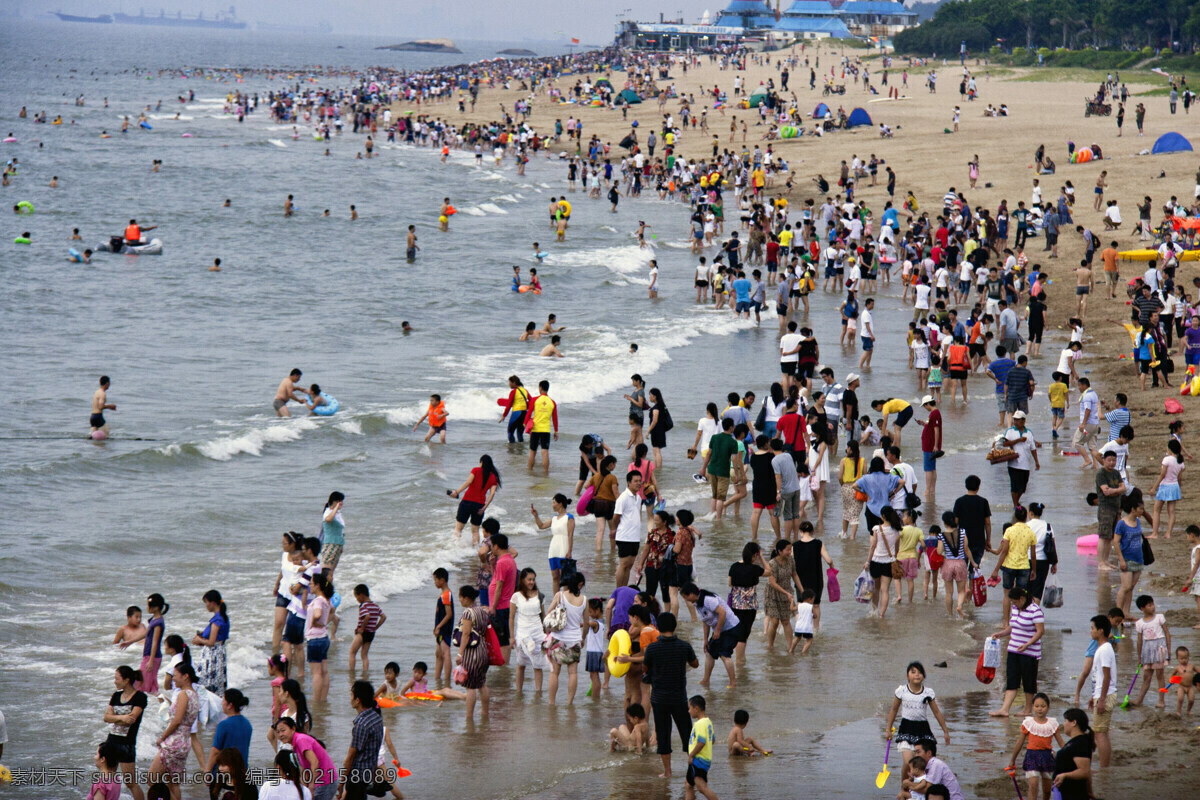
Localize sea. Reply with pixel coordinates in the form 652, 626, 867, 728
0, 19, 1124, 799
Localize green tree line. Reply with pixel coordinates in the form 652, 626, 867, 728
895, 0, 1200, 56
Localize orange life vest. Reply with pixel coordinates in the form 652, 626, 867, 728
125, 224, 141, 242
949, 343, 970, 370
428, 402, 447, 427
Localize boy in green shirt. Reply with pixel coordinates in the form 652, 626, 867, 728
686, 695, 719, 800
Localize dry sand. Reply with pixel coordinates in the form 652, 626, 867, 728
401, 42, 1200, 795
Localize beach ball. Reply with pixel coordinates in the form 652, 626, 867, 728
91, 430, 107, 441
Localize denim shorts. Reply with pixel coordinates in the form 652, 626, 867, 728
306, 635, 331, 663
923, 451, 937, 472
1000, 566, 1030, 590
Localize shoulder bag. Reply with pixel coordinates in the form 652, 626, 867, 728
880, 527, 904, 581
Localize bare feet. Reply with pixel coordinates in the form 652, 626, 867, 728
988, 709, 1009, 717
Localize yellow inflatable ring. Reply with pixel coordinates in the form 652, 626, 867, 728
606, 628, 631, 677
558, 199, 571, 217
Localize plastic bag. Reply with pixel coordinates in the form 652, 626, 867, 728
1042, 577, 1064, 608
826, 567, 841, 602
983, 636, 1002, 669
975, 651, 996, 684
972, 570, 988, 608
854, 569, 874, 604
485, 625, 505, 666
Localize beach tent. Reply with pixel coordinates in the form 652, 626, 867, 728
846, 107, 872, 128
619, 89, 641, 104
749, 91, 770, 108
595, 78, 613, 89
1152, 131, 1193, 154
812, 102, 830, 118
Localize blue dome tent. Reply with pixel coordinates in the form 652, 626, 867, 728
847, 107, 872, 128
812, 102, 830, 119
1152, 131, 1193, 154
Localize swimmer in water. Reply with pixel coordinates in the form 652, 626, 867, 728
223, 199, 231, 208
529, 268, 542, 293
91, 375, 115, 436
401, 321, 413, 335
284, 194, 294, 217
72, 228, 83, 241
306, 384, 333, 415
540, 335, 565, 358
323, 209, 331, 217
519, 322, 543, 341
81, 249, 93, 264
406, 225, 419, 262
532, 242, 544, 263
350, 205, 358, 221
273, 368, 308, 418
440, 197, 452, 232
630, 343, 639, 354
637, 221, 652, 248
113, 605, 146, 647
541, 314, 565, 333
512, 265, 522, 292
209, 258, 221, 272
49, 176, 58, 188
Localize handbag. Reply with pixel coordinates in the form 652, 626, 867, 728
854, 489, 869, 503
1043, 525, 1059, 566
1042, 576, 1064, 608
755, 403, 768, 433
971, 567, 988, 608
484, 625, 505, 666
451, 623, 481, 649
880, 526, 904, 581
543, 594, 567, 632
826, 567, 841, 602
1142, 536, 1156, 567
660, 407, 675, 432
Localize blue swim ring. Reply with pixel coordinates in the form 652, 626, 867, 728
311, 392, 339, 416
68, 248, 82, 262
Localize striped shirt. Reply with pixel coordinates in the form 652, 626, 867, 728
1104, 407, 1130, 442
1008, 602, 1045, 658
356, 601, 383, 633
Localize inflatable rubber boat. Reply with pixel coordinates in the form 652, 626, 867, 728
97, 237, 164, 255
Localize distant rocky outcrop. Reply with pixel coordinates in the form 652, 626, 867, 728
497, 48, 537, 56
376, 38, 461, 53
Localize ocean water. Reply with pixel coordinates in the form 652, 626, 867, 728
1, 20, 1131, 800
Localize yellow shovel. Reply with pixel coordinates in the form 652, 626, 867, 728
875, 729, 894, 788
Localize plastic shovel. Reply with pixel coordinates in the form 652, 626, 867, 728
1005, 766, 1026, 799
875, 731, 894, 788
1120, 664, 1143, 709
1160, 675, 1183, 694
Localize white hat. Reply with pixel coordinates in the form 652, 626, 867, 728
845, 372, 861, 384
921, 395, 935, 405
1013, 410, 1027, 419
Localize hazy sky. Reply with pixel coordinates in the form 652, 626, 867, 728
31, 0, 731, 40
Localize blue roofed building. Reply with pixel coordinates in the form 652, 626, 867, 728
837, 1, 918, 37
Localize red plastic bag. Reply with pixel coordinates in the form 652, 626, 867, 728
826, 568, 841, 602
975, 651, 996, 684
1165, 398, 1184, 414
972, 573, 988, 608
485, 625, 505, 666
927, 549, 945, 572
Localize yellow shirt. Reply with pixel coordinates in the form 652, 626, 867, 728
898, 525, 923, 560
1048, 382, 1068, 410
689, 716, 715, 769
779, 230, 794, 247
1002, 523, 1037, 570
840, 456, 864, 482
881, 399, 910, 416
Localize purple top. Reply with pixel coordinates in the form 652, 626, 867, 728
609, 586, 638, 628
1185, 326, 1200, 354
143, 616, 165, 658
922, 757, 965, 800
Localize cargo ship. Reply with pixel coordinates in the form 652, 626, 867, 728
111, 7, 248, 29
52, 11, 114, 23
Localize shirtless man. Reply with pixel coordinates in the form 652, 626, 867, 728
541, 314, 565, 333
284, 194, 294, 217
439, 198, 452, 232
1075, 260, 1094, 318
540, 335, 565, 358
406, 225, 418, 262
274, 369, 309, 417
91, 376, 116, 435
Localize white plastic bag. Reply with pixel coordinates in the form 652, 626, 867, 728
854, 569, 874, 604
983, 636, 1002, 669
1042, 577, 1064, 608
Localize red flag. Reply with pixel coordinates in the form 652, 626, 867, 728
571, 37, 580, 44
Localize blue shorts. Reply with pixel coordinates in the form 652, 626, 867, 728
306, 635, 331, 663
1001, 566, 1030, 590
825, 265, 836, 278
549, 557, 566, 571
736, 301, 751, 313
861, 337, 874, 351
766, 261, 778, 273
958, 280, 970, 294
284, 612, 305, 645
923, 451, 937, 471
1051, 408, 1065, 418
1188, 351, 1200, 367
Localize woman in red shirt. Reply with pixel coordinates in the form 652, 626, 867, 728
449, 455, 501, 543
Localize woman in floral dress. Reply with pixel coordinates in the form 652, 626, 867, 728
148, 662, 199, 800
454, 585, 492, 720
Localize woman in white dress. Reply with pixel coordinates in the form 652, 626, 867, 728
510, 568, 551, 693
531, 493, 574, 595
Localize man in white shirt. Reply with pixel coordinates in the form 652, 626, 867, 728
612, 471, 645, 587
1073, 377, 1101, 468
779, 321, 803, 391
1088, 614, 1117, 767
858, 298, 876, 368
886, 447, 917, 512
1003, 411, 1039, 507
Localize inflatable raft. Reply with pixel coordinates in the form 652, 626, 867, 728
1118, 248, 1200, 262
97, 237, 164, 255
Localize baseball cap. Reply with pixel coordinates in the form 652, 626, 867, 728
845, 372, 861, 384
1013, 410, 1027, 419
921, 395, 935, 405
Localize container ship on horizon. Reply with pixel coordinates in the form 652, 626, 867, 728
52, 7, 248, 29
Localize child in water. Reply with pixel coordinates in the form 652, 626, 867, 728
377, 662, 403, 701
267, 654, 288, 722
400, 661, 465, 700
584, 598, 607, 699
1170, 647, 1197, 714
788, 589, 816, 655
609, 702, 651, 753
413, 394, 448, 444
1005, 692, 1064, 800
727, 709, 771, 756
113, 606, 146, 648
884, 661, 951, 781
512, 265, 522, 292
